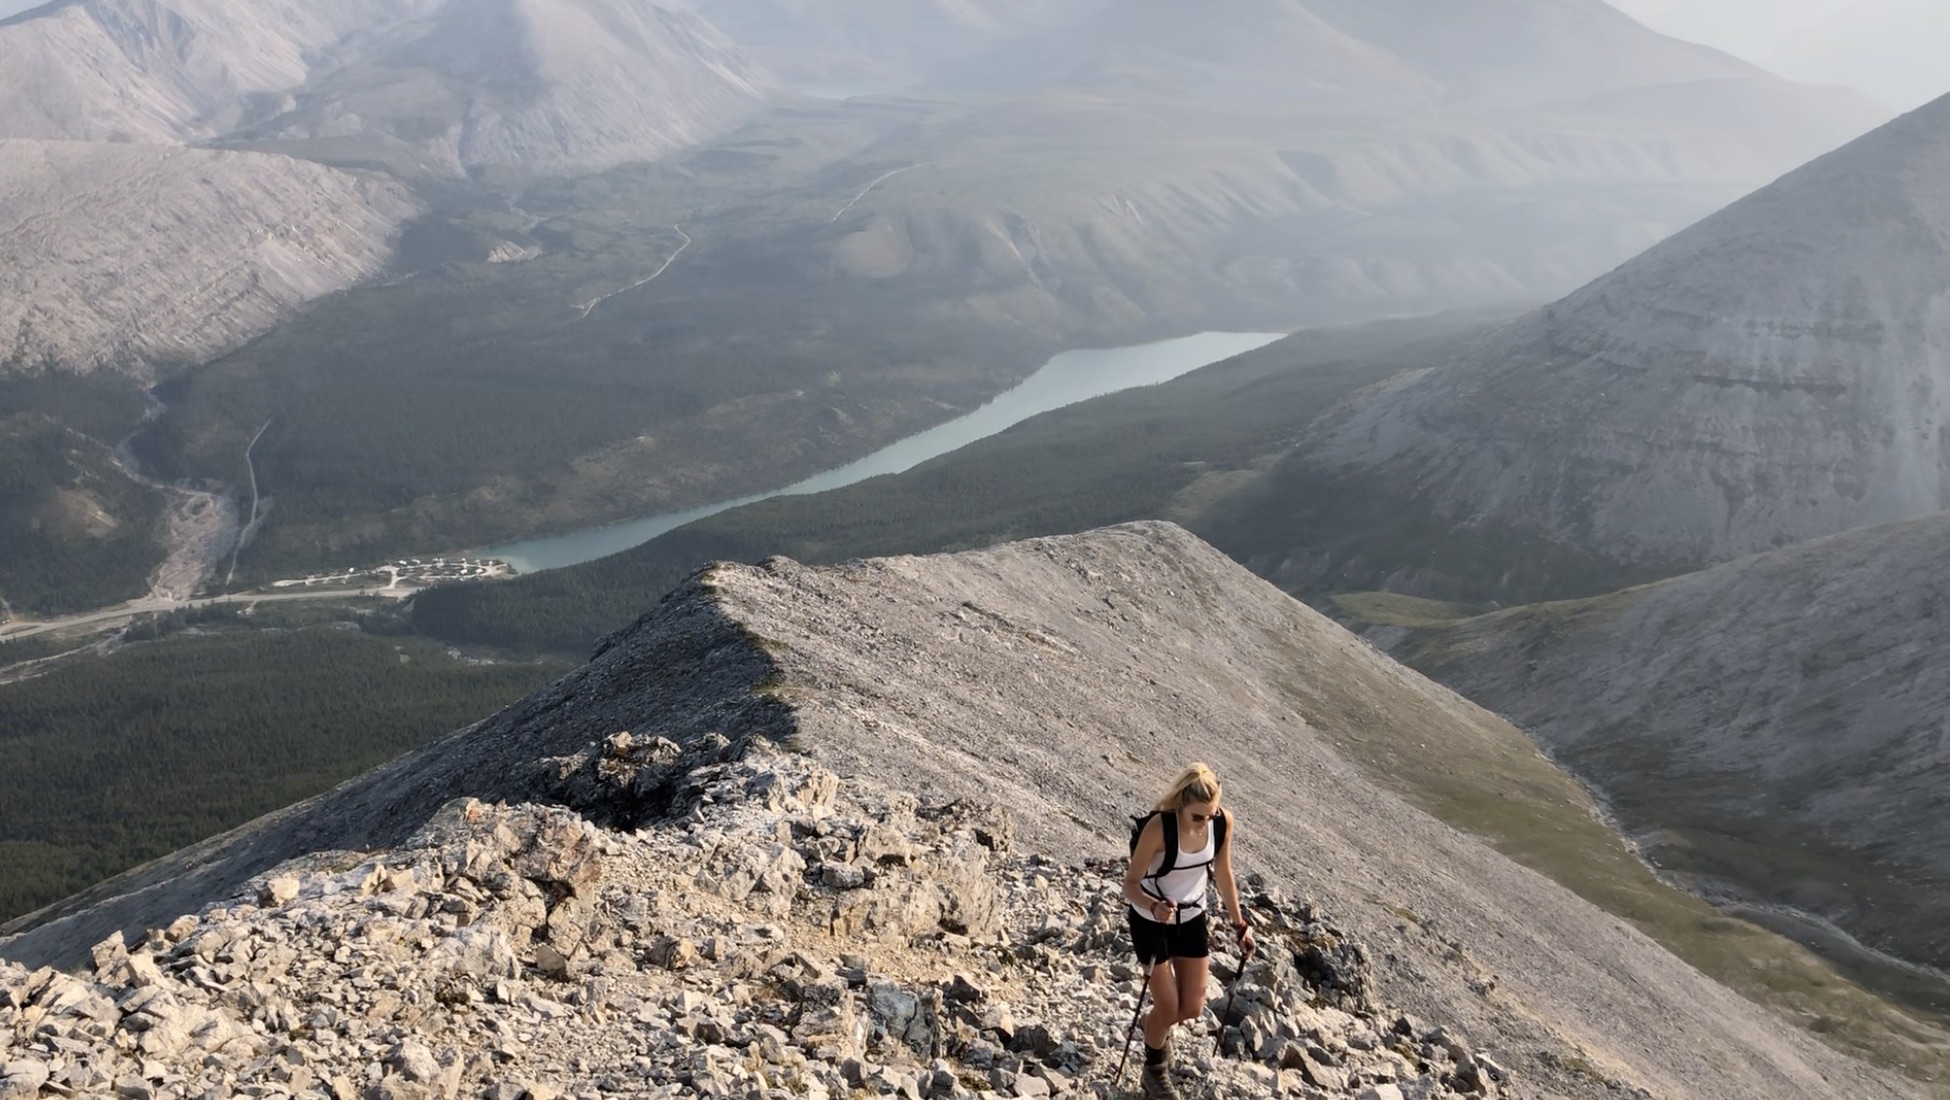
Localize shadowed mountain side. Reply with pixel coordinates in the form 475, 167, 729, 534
0, 410, 165, 615
1369, 512, 1950, 975
1212, 91, 1950, 604
7, 523, 1944, 1093
409, 313, 1509, 653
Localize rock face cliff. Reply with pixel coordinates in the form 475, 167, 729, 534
1216, 91, 1950, 602
0, 141, 420, 375
0, 524, 1929, 1098
1375, 511, 1950, 973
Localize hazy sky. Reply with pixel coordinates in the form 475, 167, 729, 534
0, 0, 1938, 108
1608, 0, 1947, 109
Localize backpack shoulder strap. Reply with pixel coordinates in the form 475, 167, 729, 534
1156, 809, 1179, 878
1215, 808, 1230, 854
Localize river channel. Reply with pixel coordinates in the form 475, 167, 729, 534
483, 331, 1287, 574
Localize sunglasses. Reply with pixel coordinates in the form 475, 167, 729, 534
1186, 810, 1218, 823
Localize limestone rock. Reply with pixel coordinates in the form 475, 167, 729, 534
0, 141, 419, 377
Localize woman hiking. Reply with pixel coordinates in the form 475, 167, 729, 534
1122, 763, 1254, 1100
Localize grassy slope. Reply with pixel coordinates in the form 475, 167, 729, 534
1337, 585, 1950, 1033
0, 622, 570, 924
411, 312, 1511, 653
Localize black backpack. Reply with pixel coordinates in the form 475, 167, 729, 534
1128, 808, 1228, 883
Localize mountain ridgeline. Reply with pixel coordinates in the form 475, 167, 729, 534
8, 525, 1945, 1095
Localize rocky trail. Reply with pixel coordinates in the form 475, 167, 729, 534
0, 742, 1508, 1100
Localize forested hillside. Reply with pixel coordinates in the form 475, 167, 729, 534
0, 624, 568, 923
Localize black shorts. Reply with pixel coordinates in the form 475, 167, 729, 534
1128, 909, 1209, 965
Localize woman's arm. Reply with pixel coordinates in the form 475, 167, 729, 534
1213, 811, 1254, 951
1123, 815, 1175, 921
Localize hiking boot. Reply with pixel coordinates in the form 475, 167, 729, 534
1140, 1063, 1180, 1100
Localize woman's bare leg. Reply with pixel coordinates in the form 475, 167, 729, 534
1143, 961, 1180, 1047
1171, 954, 1210, 1034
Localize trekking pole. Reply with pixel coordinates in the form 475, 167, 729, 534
1212, 917, 1253, 1060
1112, 961, 1154, 1092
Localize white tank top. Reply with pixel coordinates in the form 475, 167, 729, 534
1131, 816, 1216, 924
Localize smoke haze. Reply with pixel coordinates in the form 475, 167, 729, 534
1609, 0, 1947, 108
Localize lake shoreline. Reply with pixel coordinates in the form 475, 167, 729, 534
479, 331, 1289, 574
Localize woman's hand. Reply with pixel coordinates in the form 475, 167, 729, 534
1233, 919, 1256, 957
1151, 898, 1177, 922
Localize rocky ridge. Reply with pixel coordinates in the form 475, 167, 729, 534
0, 741, 1512, 1100
0, 523, 1929, 1098
1218, 88, 1950, 602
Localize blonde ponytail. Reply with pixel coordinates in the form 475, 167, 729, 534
1153, 762, 1222, 812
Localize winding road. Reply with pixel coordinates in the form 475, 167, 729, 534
226, 417, 276, 588
0, 586, 419, 645
574, 225, 691, 320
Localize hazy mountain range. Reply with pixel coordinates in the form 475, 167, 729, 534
1612, 0, 1950, 109
1209, 89, 1950, 602
0, 0, 1900, 612
0, 0, 1888, 380
0, 0, 767, 172
967, 0, 1823, 107
687, 0, 1114, 91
